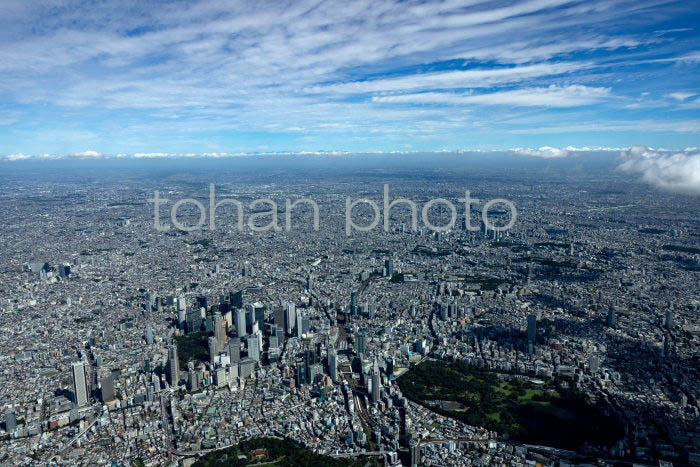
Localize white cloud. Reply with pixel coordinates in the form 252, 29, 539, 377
617, 145, 700, 194
4, 153, 33, 161
132, 152, 178, 158
71, 150, 103, 158
510, 146, 569, 158
373, 85, 610, 107
308, 62, 589, 94
668, 92, 695, 101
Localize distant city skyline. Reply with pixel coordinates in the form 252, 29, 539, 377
0, 0, 699, 155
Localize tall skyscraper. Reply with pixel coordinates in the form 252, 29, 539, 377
186, 308, 202, 333
589, 355, 600, 374
296, 311, 304, 338
231, 289, 244, 308
371, 358, 381, 403
4, 411, 17, 432
356, 332, 366, 356
665, 309, 674, 329
145, 325, 153, 345
178, 307, 186, 329
274, 306, 285, 329
236, 309, 246, 338
208, 336, 218, 365
228, 338, 241, 362
187, 368, 198, 391
409, 438, 420, 466
329, 348, 338, 383
72, 361, 88, 407
100, 374, 115, 402
285, 302, 296, 335
248, 332, 261, 362
385, 258, 393, 277
527, 314, 537, 344
254, 305, 264, 327
167, 344, 179, 386
214, 314, 225, 345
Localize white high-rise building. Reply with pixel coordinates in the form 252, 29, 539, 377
236, 309, 247, 338
284, 302, 296, 335
167, 344, 179, 386
72, 361, 88, 407
371, 359, 381, 404
214, 314, 226, 347
248, 332, 261, 362
296, 311, 304, 338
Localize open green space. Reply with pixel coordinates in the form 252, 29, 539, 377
398, 360, 624, 451
176, 332, 210, 368
192, 437, 379, 467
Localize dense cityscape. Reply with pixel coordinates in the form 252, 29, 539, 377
1, 157, 699, 466
1, 0, 699, 465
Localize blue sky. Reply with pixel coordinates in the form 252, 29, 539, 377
0, 0, 699, 157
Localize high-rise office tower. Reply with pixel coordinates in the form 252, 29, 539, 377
231, 290, 244, 308
167, 344, 179, 386
274, 306, 285, 329
589, 355, 600, 374
296, 362, 307, 386
409, 438, 420, 466
145, 325, 153, 345
399, 398, 408, 443
527, 314, 537, 344
187, 368, 198, 391
371, 359, 381, 403
186, 308, 202, 333
296, 311, 304, 338
236, 309, 247, 338
356, 332, 367, 356
665, 309, 674, 329
308, 363, 322, 384
100, 374, 115, 402
248, 333, 261, 362
228, 338, 241, 363
285, 302, 296, 335
329, 348, 338, 383
350, 290, 357, 315
254, 305, 264, 327
214, 314, 226, 348
208, 336, 218, 365
246, 304, 255, 330
385, 258, 393, 277
72, 361, 88, 407
178, 307, 186, 329
4, 411, 17, 432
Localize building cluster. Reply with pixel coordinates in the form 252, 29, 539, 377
1, 172, 699, 466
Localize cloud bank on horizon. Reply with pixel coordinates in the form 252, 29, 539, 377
0, 0, 698, 155
617, 145, 700, 194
